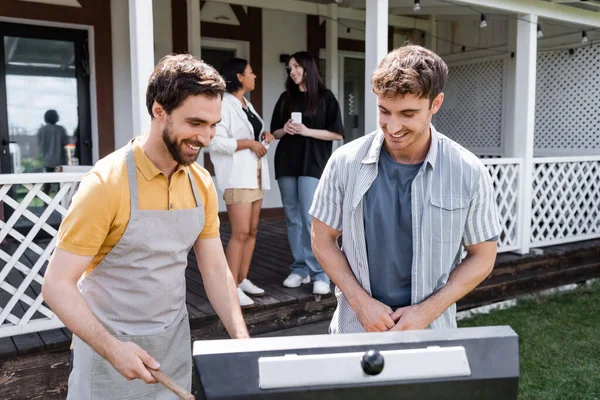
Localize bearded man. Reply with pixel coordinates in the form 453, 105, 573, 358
43, 54, 249, 399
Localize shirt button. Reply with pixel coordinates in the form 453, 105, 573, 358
359, 263, 363, 269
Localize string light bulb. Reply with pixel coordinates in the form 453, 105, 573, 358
581, 31, 588, 44
413, 0, 421, 12
480, 14, 487, 29
537, 24, 543, 38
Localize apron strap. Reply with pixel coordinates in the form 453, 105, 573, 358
124, 141, 140, 211
187, 169, 203, 208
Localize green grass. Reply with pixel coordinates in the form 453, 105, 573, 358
458, 281, 600, 400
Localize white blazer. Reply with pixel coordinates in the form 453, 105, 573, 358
209, 92, 271, 193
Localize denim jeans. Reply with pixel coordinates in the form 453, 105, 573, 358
277, 176, 329, 283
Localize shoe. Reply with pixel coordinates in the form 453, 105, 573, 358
239, 279, 265, 297
283, 273, 310, 288
237, 287, 254, 308
313, 281, 331, 295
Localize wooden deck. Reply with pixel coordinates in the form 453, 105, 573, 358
0, 217, 336, 360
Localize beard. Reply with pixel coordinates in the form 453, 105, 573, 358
162, 118, 202, 166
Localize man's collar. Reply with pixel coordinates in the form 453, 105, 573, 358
361, 124, 439, 169
424, 124, 439, 169
132, 138, 186, 181
361, 131, 385, 164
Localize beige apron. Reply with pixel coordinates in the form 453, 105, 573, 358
67, 141, 205, 399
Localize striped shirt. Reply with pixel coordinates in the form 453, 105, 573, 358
309, 125, 501, 333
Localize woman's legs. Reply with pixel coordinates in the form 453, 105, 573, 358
298, 176, 330, 285
239, 198, 263, 282
225, 202, 253, 284
277, 177, 309, 278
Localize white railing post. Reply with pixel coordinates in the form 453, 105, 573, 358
128, 0, 155, 137
364, 0, 388, 134
505, 14, 538, 255
187, 0, 202, 58
326, 3, 339, 98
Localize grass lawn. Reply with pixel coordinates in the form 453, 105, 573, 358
458, 281, 600, 400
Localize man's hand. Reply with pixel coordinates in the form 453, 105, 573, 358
390, 304, 437, 331
105, 339, 160, 383
249, 141, 267, 158
355, 296, 395, 332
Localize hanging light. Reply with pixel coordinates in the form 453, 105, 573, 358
537, 24, 543, 38
581, 30, 589, 44
413, 0, 421, 12
480, 14, 488, 29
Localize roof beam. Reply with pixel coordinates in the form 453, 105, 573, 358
450, 0, 600, 28
207, 0, 429, 30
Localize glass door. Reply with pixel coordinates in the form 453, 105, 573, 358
0, 22, 92, 175
339, 54, 365, 143
0, 22, 92, 231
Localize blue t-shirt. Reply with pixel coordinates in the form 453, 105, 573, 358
363, 148, 422, 308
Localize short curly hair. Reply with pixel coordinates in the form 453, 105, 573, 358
146, 54, 226, 118
371, 44, 448, 105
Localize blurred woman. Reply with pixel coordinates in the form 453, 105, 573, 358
210, 58, 275, 308
270, 51, 345, 295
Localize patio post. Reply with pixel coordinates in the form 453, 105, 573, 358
506, 14, 538, 255
187, 0, 202, 57
128, 0, 155, 137
426, 16, 437, 52
326, 3, 339, 98
364, 0, 388, 134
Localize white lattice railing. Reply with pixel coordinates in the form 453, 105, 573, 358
0, 173, 85, 338
531, 156, 600, 247
483, 159, 522, 253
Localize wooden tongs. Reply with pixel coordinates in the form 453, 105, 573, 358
149, 368, 195, 400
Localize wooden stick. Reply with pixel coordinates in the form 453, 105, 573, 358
149, 368, 195, 400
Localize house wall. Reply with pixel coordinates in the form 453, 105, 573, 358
260, 9, 307, 209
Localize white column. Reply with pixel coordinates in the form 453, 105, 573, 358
129, 0, 155, 137
502, 18, 517, 155
326, 3, 339, 97
507, 14, 538, 255
364, 0, 388, 134
426, 16, 437, 52
187, 0, 201, 57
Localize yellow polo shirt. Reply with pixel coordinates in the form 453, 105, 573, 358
57, 138, 220, 276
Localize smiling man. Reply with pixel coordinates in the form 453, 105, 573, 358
42, 54, 249, 398
310, 45, 501, 334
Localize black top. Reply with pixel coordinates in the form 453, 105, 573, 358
270, 89, 345, 179
242, 105, 262, 141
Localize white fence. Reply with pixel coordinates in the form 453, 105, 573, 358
0, 157, 598, 338
531, 156, 600, 247
0, 173, 85, 338
483, 158, 522, 253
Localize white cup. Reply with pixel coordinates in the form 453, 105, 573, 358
291, 112, 302, 125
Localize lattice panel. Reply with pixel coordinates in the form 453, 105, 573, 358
535, 45, 600, 153
0, 177, 82, 338
434, 58, 504, 153
485, 162, 520, 251
531, 160, 600, 246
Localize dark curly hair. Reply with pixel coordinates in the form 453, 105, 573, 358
146, 54, 226, 118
